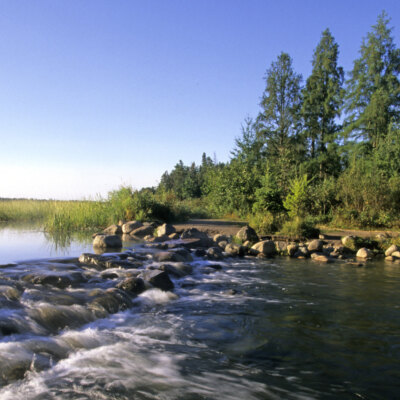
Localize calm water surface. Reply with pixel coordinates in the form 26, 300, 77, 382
0, 225, 399, 399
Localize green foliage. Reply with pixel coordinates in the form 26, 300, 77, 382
280, 217, 320, 239
248, 212, 280, 235
257, 52, 305, 191
283, 175, 312, 218
252, 170, 283, 214
344, 12, 400, 146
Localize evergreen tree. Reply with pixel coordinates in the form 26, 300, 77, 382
257, 52, 304, 191
344, 11, 400, 147
302, 29, 344, 178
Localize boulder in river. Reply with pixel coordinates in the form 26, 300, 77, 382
385, 244, 400, 257
103, 224, 122, 235
356, 247, 372, 259
140, 270, 174, 291
307, 239, 323, 253
93, 235, 122, 249
130, 225, 155, 237
225, 243, 245, 257
122, 221, 143, 234
116, 277, 146, 295
235, 226, 259, 243
156, 223, 176, 237
251, 240, 276, 256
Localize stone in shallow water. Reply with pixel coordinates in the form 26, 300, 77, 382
116, 277, 146, 295
140, 270, 174, 291
93, 235, 122, 249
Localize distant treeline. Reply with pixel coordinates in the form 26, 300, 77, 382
154, 12, 400, 233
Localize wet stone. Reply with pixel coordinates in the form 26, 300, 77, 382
116, 277, 146, 295
140, 270, 174, 291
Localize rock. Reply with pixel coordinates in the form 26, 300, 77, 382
168, 232, 180, 240
356, 247, 372, 259
251, 240, 276, 256
275, 241, 288, 255
391, 251, 400, 259
375, 233, 389, 241
307, 239, 323, 253
122, 221, 143, 234
93, 235, 122, 249
319, 234, 326, 240
207, 247, 224, 260
235, 226, 259, 243
116, 277, 145, 295
294, 246, 309, 258
385, 256, 394, 262
159, 263, 192, 277
141, 270, 174, 291
89, 288, 133, 314
153, 251, 185, 263
194, 248, 206, 257
156, 223, 176, 237
171, 248, 193, 262
180, 228, 212, 246
147, 235, 170, 243
130, 225, 155, 237
287, 244, 298, 257
103, 224, 122, 235
225, 243, 245, 257
213, 234, 230, 243
385, 244, 400, 257
217, 240, 228, 249
341, 236, 359, 252
310, 253, 332, 263
179, 236, 213, 248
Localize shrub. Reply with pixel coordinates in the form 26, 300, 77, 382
280, 217, 320, 239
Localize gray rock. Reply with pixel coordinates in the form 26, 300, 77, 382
213, 234, 230, 243
116, 277, 145, 295
122, 221, 143, 234
153, 251, 185, 263
235, 226, 259, 243
251, 240, 276, 256
130, 225, 155, 237
156, 223, 176, 237
356, 247, 372, 259
307, 239, 323, 253
141, 270, 174, 291
311, 253, 332, 263
93, 235, 122, 249
385, 244, 400, 257
103, 224, 122, 235
275, 241, 288, 255
207, 247, 224, 260
391, 251, 400, 259
287, 244, 298, 257
159, 263, 192, 277
225, 243, 245, 257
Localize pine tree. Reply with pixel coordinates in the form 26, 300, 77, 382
345, 11, 400, 147
302, 29, 344, 177
257, 52, 304, 191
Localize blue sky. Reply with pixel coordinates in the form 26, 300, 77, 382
0, 0, 399, 199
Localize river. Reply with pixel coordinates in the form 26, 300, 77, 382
0, 224, 399, 399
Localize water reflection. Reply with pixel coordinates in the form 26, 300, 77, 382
0, 223, 94, 263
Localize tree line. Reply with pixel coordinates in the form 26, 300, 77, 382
156, 12, 400, 233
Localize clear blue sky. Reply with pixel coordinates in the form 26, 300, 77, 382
0, 0, 399, 199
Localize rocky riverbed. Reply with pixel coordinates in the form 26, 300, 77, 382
1, 221, 400, 398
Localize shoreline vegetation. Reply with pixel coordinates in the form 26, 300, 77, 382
2, 12, 400, 240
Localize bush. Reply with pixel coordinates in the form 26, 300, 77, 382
280, 217, 320, 239
248, 212, 279, 235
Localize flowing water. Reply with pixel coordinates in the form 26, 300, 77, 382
0, 225, 399, 399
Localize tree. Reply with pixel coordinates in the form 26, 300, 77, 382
302, 29, 344, 178
257, 52, 304, 191
344, 11, 400, 147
